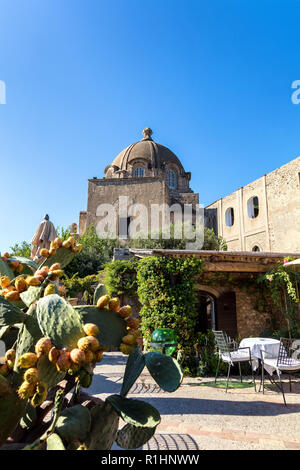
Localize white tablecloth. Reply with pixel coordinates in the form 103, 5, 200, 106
239, 337, 280, 375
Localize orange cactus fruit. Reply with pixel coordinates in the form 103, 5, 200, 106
49, 269, 64, 281
118, 305, 132, 319
108, 297, 120, 311
120, 343, 135, 356
5, 349, 16, 363
54, 237, 63, 247
50, 263, 61, 271
70, 348, 86, 365
35, 337, 52, 358
26, 276, 41, 287
72, 244, 83, 253
49, 247, 57, 256
121, 335, 136, 346
97, 294, 110, 309
94, 350, 103, 363
83, 323, 99, 337
2, 252, 10, 258
84, 350, 94, 363
17, 353, 38, 369
0, 363, 9, 377
24, 368, 39, 384
77, 336, 100, 352
40, 248, 50, 258
48, 347, 61, 364
5, 290, 21, 302
56, 351, 71, 372
126, 317, 140, 329
17, 381, 37, 399
62, 240, 71, 249
15, 278, 28, 293
0, 276, 11, 289
9, 261, 20, 271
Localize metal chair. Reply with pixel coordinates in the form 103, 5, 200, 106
260, 337, 300, 406
212, 330, 256, 393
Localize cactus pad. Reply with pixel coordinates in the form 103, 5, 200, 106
106, 395, 161, 428
85, 402, 119, 450
0, 296, 26, 327
46, 432, 66, 450
144, 352, 183, 392
55, 405, 91, 443
20, 286, 43, 307
36, 294, 85, 350
120, 347, 145, 397
0, 258, 14, 280
8, 256, 38, 272
116, 423, 157, 449
40, 247, 75, 269
37, 355, 65, 389
75, 305, 127, 348
93, 283, 107, 306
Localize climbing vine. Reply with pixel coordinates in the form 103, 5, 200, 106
103, 258, 139, 298
136, 256, 204, 373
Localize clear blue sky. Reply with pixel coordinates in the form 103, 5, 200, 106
1, 0, 300, 252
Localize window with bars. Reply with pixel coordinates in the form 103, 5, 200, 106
168, 169, 177, 189
134, 167, 145, 177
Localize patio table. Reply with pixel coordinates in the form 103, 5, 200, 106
239, 337, 280, 375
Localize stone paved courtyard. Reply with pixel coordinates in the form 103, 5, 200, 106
89, 352, 300, 450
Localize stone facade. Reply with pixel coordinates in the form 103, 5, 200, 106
205, 156, 300, 252
79, 128, 199, 237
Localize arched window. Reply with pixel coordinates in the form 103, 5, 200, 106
247, 196, 259, 219
168, 169, 177, 189
252, 245, 260, 252
134, 167, 145, 178
225, 207, 234, 227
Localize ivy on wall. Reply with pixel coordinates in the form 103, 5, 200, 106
103, 258, 139, 298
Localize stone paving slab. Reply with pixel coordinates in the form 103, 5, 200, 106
91, 352, 300, 450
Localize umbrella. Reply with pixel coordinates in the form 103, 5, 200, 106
284, 258, 300, 267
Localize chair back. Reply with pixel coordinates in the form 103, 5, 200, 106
277, 338, 300, 366
212, 330, 232, 355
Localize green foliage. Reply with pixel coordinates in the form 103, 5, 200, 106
64, 225, 121, 278
103, 258, 139, 297
62, 273, 100, 302
195, 330, 228, 377
9, 241, 32, 258
136, 256, 204, 371
202, 227, 227, 251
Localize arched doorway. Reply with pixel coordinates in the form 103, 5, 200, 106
195, 291, 217, 333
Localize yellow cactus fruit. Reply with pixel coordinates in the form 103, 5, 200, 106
5, 349, 16, 363
0, 375, 10, 395
120, 343, 135, 355
48, 347, 61, 364
15, 277, 28, 293
67, 236, 75, 247
97, 294, 110, 309
24, 367, 39, 384
35, 337, 52, 358
55, 237, 63, 247
50, 240, 59, 251
83, 323, 99, 337
26, 276, 41, 287
9, 261, 20, 271
56, 351, 71, 372
72, 244, 83, 253
77, 336, 99, 352
108, 297, 120, 311
49, 248, 57, 256
16, 264, 24, 273
40, 248, 50, 258
70, 348, 86, 365
118, 305, 132, 319
44, 284, 56, 297
49, 263, 61, 271
62, 240, 71, 249
94, 350, 103, 363
5, 290, 21, 302
17, 352, 38, 369
36, 381, 47, 395
0, 363, 9, 377
126, 329, 141, 338
126, 317, 140, 329
17, 381, 36, 399
6, 359, 14, 370
122, 335, 136, 346
84, 350, 94, 363
0, 276, 11, 289
49, 269, 64, 281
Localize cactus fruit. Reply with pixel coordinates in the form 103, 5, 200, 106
94, 350, 103, 363
48, 347, 61, 364
70, 348, 86, 366
17, 353, 38, 369
84, 350, 94, 363
118, 306, 132, 319
108, 298, 120, 311
24, 368, 39, 384
0, 363, 9, 377
127, 329, 141, 338
17, 381, 36, 399
50, 263, 61, 271
40, 248, 50, 258
120, 343, 135, 355
0, 276, 11, 288
5, 290, 21, 302
54, 237, 63, 247
83, 323, 99, 337
122, 335, 136, 346
44, 284, 56, 297
31, 388, 47, 407
5, 349, 16, 362
96, 295, 110, 309
72, 244, 83, 254
56, 351, 71, 372
126, 318, 139, 329
26, 276, 41, 287
49, 270, 64, 281
35, 337, 53, 358
77, 336, 99, 352
15, 278, 28, 293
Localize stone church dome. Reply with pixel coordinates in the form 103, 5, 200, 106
105, 128, 184, 174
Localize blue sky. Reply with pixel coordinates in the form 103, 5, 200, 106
0, 0, 300, 252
